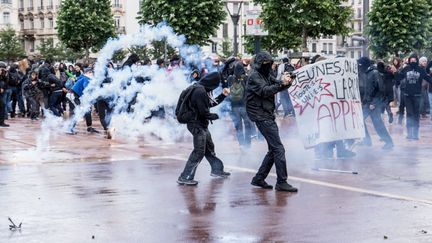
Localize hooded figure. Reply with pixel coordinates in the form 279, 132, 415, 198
395, 53, 432, 139
358, 56, 394, 149
245, 51, 298, 192
177, 71, 231, 186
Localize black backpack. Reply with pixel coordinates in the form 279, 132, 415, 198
175, 84, 198, 124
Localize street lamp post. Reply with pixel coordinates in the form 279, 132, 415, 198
362, 0, 370, 57
225, 1, 243, 57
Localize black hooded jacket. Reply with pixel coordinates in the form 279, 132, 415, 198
189, 72, 226, 128
395, 54, 432, 96
377, 62, 394, 102
246, 52, 289, 122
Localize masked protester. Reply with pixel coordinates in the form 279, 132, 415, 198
246, 51, 297, 192
358, 57, 394, 149
395, 53, 432, 139
0, 63, 9, 127
177, 72, 231, 186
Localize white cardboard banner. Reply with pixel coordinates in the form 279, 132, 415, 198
288, 58, 365, 148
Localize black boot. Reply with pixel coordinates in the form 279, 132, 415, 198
0, 122, 10, 127
251, 177, 273, 189
275, 181, 298, 192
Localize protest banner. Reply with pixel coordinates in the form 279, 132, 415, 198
288, 58, 365, 148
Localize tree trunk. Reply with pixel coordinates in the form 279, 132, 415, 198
302, 28, 309, 52
85, 47, 90, 64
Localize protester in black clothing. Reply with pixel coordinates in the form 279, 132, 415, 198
395, 53, 432, 139
358, 57, 394, 149
23, 71, 43, 120
227, 61, 252, 148
246, 51, 297, 192
8, 64, 25, 117
177, 72, 231, 186
0, 64, 9, 127
377, 61, 395, 123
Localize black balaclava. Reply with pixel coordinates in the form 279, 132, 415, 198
255, 51, 274, 77
409, 53, 419, 69
357, 57, 371, 72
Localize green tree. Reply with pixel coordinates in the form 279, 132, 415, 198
0, 27, 25, 62
221, 38, 232, 58
138, 0, 226, 45
253, 0, 352, 51
37, 38, 60, 61
367, 0, 432, 58
57, 0, 116, 62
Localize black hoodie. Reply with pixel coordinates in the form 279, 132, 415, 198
246, 52, 289, 122
395, 53, 432, 96
189, 72, 226, 128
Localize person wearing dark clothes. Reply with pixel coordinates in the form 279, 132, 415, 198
395, 53, 432, 140
177, 72, 231, 186
8, 64, 25, 117
0, 64, 9, 127
246, 51, 298, 192
377, 61, 395, 123
227, 61, 252, 148
23, 71, 43, 120
358, 57, 393, 150
97, 62, 115, 139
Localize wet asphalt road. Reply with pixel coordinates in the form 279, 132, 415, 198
1, 114, 432, 242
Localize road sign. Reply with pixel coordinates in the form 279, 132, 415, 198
245, 10, 268, 36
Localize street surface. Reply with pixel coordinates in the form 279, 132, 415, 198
1, 114, 432, 242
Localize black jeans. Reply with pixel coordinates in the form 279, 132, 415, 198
363, 103, 393, 145
0, 93, 5, 123
230, 106, 252, 147
254, 120, 288, 183
405, 95, 421, 130
97, 99, 113, 130
28, 96, 40, 118
179, 124, 224, 180
49, 91, 63, 116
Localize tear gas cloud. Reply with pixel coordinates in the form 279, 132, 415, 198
40, 23, 224, 143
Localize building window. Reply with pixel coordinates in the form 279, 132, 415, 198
29, 0, 33, 7
357, 8, 361, 18
40, 17, 44, 28
312, 43, 317, 52
19, 0, 24, 8
1, 0, 12, 4
20, 19, 24, 29
30, 18, 34, 29
40, 0, 43, 7
358, 51, 362, 58
223, 23, 228, 38
30, 40, 35, 52
322, 43, 328, 54
212, 43, 217, 53
328, 43, 334, 55
114, 16, 120, 28
3, 12, 10, 24
351, 51, 354, 58
48, 18, 53, 28
358, 22, 362, 32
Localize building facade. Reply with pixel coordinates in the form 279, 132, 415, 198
0, 0, 19, 31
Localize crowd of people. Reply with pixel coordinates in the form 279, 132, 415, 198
1, 51, 432, 190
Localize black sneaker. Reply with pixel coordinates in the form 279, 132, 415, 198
87, 127, 100, 133
251, 179, 273, 189
210, 171, 231, 178
275, 182, 298, 192
177, 177, 198, 186
0, 123, 10, 127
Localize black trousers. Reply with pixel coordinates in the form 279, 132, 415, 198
69, 93, 92, 127
97, 99, 113, 130
28, 96, 40, 118
405, 95, 421, 130
179, 124, 224, 180
254, 120, 288, 183
363, 104, 393, 144
0, 93, 5, 123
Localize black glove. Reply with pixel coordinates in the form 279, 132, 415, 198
208, 113, 219, 121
